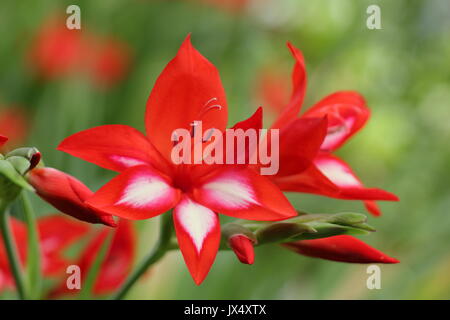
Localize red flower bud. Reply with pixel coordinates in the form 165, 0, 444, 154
283, 235, 399, 264
27, 168, 116, 227
229, 234, 255, 265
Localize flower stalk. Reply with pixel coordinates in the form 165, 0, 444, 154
112, 211, 173, 300
0, 200, 29, 299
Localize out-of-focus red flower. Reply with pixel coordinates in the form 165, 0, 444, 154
29, 17, 131, 87
260, 43, 399, 216
27, 167, 116, 227
87, 37, 131, 88
282, 235, 399, 264
0, 108, 28, 151
255, 69, 290, 116
58, 35, 296, 285
0, 215, 89, 292
29, 18, 84, 78
50, 219, 135, 297
197, 0, 249, 12
229, 234, 255, 265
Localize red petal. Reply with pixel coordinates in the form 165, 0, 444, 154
92, 219, 136, 294
193, 167, 297, 221
38, 215, 91, 275
173, 197, 220, 285
283, 235, 399, 264
277, 117, 328, 177
58, 124, 167, 173
364, 201, 382, 217
272, 163, 339, 195
303, 91, 370, 152
86, 165, 180, 220
314, 154, 399, 201
271, 42, 307, 129
28, 168, 116, 226
145, 35, 228, 160
229, 235, 255, 265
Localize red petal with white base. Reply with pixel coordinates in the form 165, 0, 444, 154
283, 235, 399, 264
58, 125, 167, 173
193, 167, 297, 221
173, 197, 220, 285
271, 42, 307, 129
302, 91, 370, 152
145, 35, 228, 160
314, 154, 399, 201
86, 165, 180, 220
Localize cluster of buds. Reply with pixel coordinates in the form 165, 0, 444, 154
222, 212, 398, 265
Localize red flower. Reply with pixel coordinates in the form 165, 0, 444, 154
29, 17, 131, 87
58, 35, 297, 284
264, 43, 399, 216
27, 167, 116, 227
282, 235, 399, 264
29, 18, 84, 78
0, 215, 89, 292
0, 108, 28, 151
50, 219, 136, 297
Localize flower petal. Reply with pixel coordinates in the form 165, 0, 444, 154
283, 235, 399, 263
277, 116, 328, 177
193, 167, 297, 221
271, 42, 307, 129
145, 35, 228, 160
86, 165, 180, 220
38, 215, 90, 275
315, 154, 399, 201
58, 124, 167, 173
173, 197, 220, 285
303, 91, 370, 152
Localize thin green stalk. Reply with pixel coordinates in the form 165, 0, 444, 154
20, 192, 42, 299
0, 200, 29, 299
79, 231, 113, 300
112, 212, 173, 300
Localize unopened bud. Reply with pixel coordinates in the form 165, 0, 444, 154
229, 235, 255, 265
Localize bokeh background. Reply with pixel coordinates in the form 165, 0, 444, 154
1, 0, 450, 299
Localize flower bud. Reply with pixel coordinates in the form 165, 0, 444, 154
0, 159, 33, 202
282, 235, 399, 264
5, 147, 42, 172
0, 135, 8, 147
256, 222, 316, 245
27, 167, 116, 227
229, 234, 255, 265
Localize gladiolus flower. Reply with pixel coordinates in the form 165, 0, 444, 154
282, 235, 399, 264
261, 43, 399, 216
229, 234, 255, 265
58, 35, 297, 284
27, 167, 116, 227
50, 219, 135, 297
0, 215, 89, 292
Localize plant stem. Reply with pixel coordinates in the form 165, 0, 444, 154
20, 192, 42, 299
112, 212, 173, 300
0, 200, 29, 299
79, 231, 113, 300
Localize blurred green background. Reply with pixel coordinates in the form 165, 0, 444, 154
1, 0, 450, 299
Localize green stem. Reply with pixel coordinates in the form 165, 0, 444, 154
20, 192, 42, 299
112, 212, 173, 300
79, 232, 113, 300
0, 200, 29, 299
